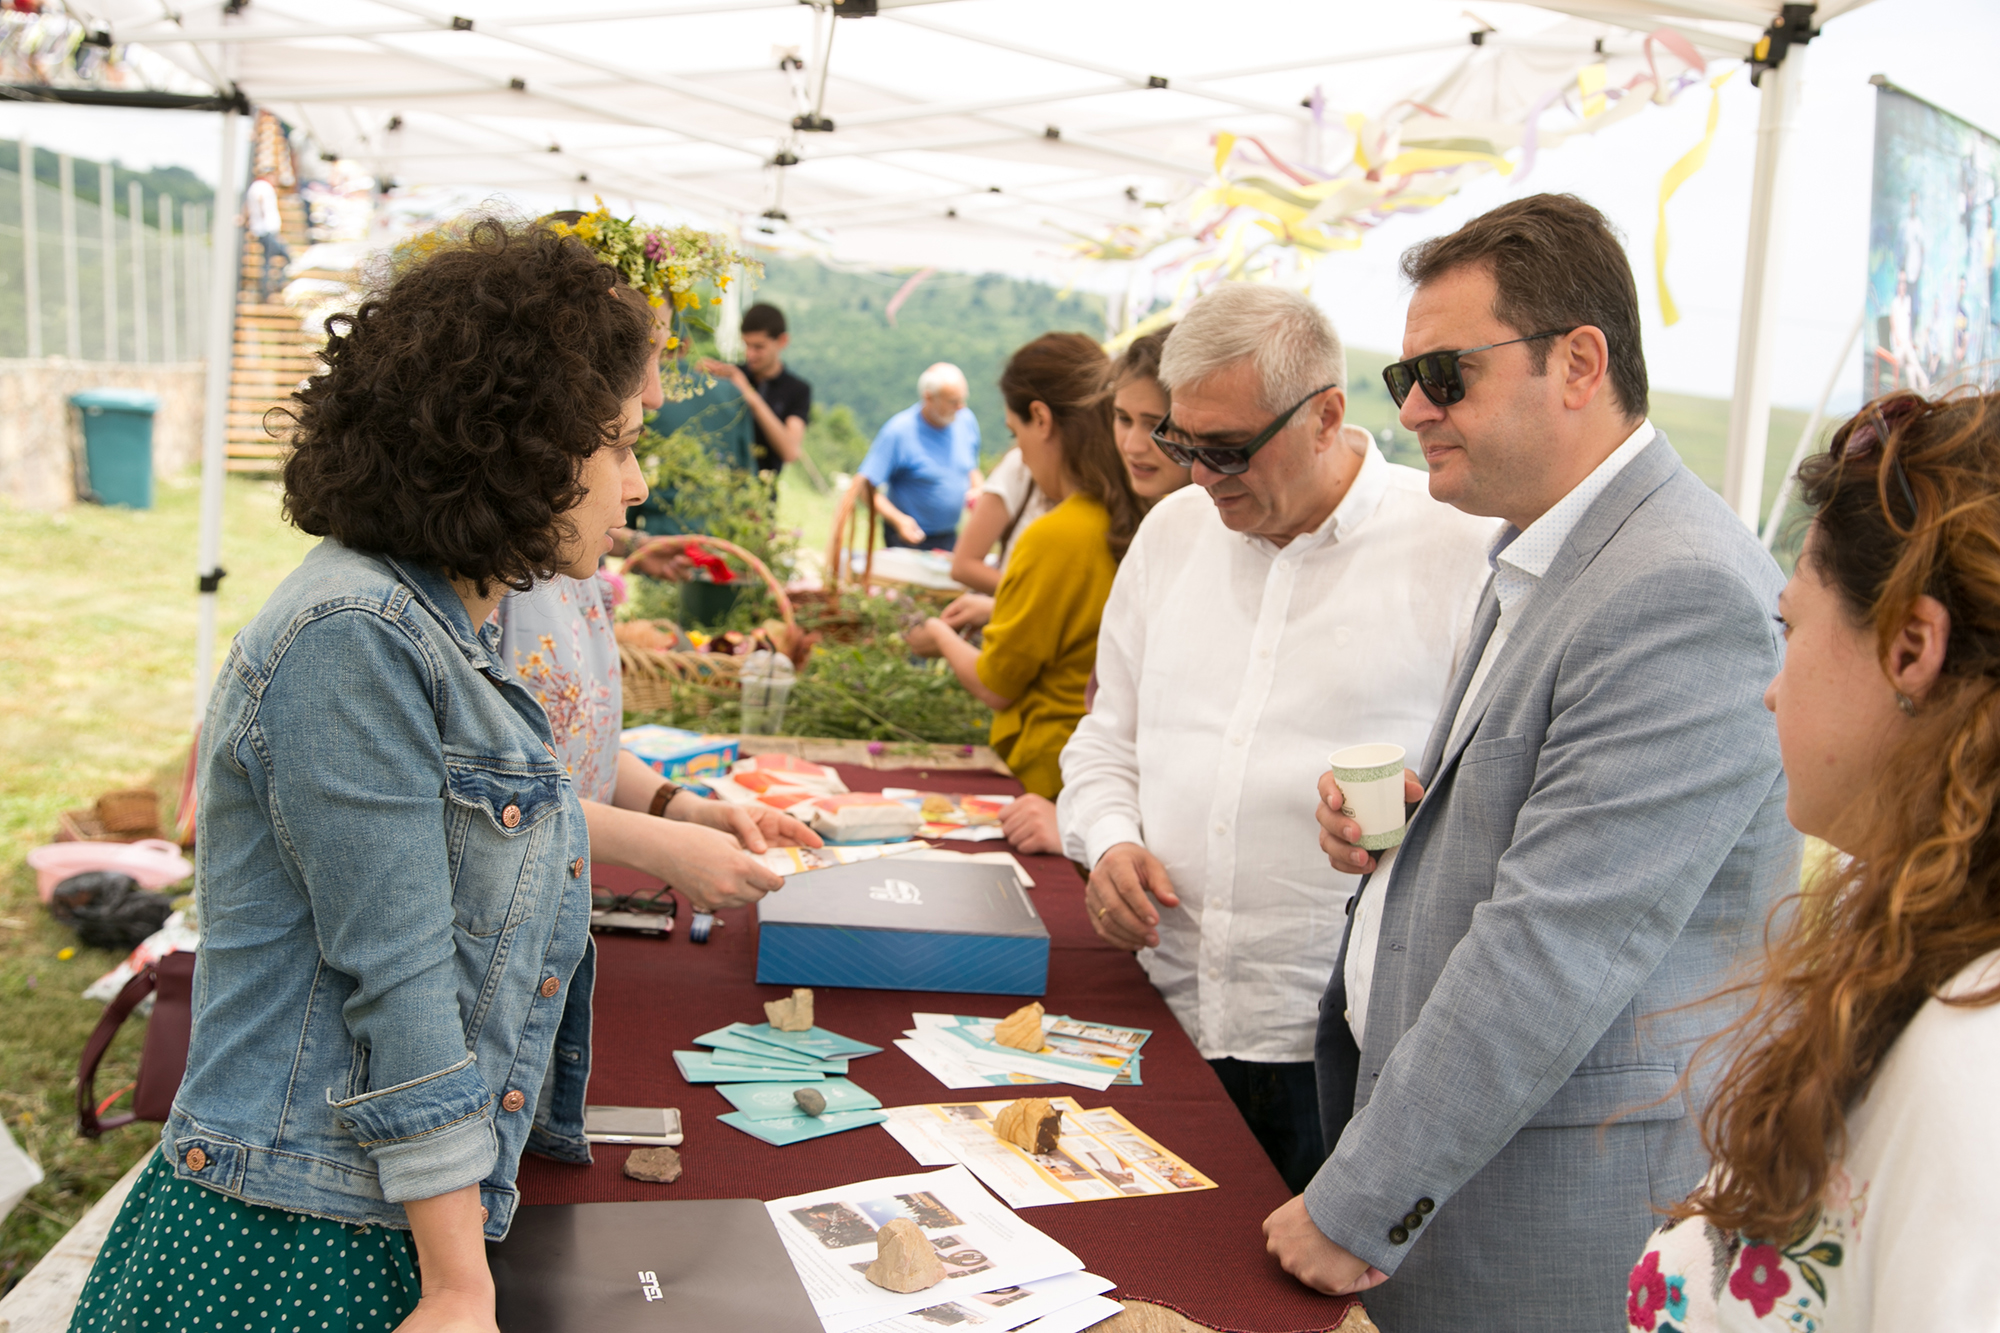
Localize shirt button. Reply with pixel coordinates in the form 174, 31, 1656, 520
1214, 823, 1227, 835
1230, 735, 1244, 746
1208, 968, 1220, 980
184, 1146, 208, 1172
502, 804, 522, 829
1258, 647, 1271, 659
570, 857, 585, 878
501, 1089, 527, 1113
540, 976, 560, 998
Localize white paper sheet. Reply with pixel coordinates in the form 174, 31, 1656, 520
764, 1165, 1081, 1325
828, 1271, 1115, 1333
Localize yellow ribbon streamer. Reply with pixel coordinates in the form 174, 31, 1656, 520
1655, 70, 1734, 327
1578, 61, 1608, 118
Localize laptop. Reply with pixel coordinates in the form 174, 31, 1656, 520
488, 1198, 823, 1333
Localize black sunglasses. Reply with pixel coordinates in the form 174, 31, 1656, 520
1381, 329, 1575, 408
1151, 383, 1339, 476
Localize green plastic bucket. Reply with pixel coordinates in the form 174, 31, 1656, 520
72, 388, 161, 509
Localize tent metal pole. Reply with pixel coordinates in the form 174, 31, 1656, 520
1722, 45, 1807, 530
194, 107, 244, 725
1761, 306, 1864, 550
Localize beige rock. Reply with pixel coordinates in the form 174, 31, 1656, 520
992, 1097, 1063, 1155
764, 988, 815, 1032
864, 1218, 945, 1293
623, 1146, 682, 1183
794, 1087, 827, 1117
992, 1001, 1045, 1052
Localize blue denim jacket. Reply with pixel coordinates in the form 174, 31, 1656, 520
167, 539, 594, 1240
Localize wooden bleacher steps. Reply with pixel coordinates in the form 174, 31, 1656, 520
225, 110, 317, 473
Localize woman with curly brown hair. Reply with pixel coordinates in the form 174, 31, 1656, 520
1627, 390, 2000, 1333
67, 218, 653, 1333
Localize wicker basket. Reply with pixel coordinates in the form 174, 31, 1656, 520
620, 535, 797, 719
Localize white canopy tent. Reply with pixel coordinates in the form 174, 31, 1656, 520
47, 0, 1870, 714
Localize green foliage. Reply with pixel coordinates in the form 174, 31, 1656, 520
803, 404, 871, 476
743, 255, 1107, 465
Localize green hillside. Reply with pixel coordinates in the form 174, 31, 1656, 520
743, 254, 1107, 465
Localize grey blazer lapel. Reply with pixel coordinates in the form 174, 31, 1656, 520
1426, 430, 1681, 781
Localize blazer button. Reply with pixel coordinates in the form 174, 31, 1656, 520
184, 1146, 208, 1173
1388, 1225, 1409, 1245
540, 976, 560, 998
502, 804, 522, 829
501, 1089, 527, 1113
1404, 1212, 1424, 1230
570, 857, 585, 878
1415, 1197, 1435, 1213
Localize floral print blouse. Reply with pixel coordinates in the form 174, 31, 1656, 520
1629, 950, 2000, 1333
494, 574, 622, 805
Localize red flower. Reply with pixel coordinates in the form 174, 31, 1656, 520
1627, 1251, 1666, 1330
1728, 1243, 1792, 1316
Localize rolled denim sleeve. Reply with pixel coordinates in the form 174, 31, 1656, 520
258, 609, 496, 1200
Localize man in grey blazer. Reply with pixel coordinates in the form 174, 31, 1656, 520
1263, 194, 1798, 1330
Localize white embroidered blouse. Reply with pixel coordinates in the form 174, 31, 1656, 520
1628, 949, 2000, 1333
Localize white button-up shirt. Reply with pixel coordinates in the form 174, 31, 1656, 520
1059, 443, 1498, 1063
1344, 419, 1658, 1050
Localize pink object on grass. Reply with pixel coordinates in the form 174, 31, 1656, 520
27, 839, 193, 903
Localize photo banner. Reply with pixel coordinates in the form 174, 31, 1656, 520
1865, 83, 2000, 399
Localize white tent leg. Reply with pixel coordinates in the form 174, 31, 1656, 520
1722, 47, 1808, 531
194, 108, 244, 725
1761, 306, 1864, 550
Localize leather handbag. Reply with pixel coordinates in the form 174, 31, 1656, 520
77, 950, 196, 1138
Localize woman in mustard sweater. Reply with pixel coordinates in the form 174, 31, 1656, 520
920, 333, 1142, 801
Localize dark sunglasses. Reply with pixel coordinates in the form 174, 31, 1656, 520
1151, 383, 1339, 476
1835, 393, 1922, 522
1381, 329, 1574, 408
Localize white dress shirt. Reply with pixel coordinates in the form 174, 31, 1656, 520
1345, 420, 1657, 1050
1059, 443, 1498, 1064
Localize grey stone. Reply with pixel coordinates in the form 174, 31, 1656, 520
794, 1088, 827, 1117
623, 1146, 682, 1183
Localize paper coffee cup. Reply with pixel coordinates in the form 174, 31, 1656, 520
1329, 743, 1408, 852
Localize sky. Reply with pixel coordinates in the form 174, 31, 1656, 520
4, 0, 1996, 411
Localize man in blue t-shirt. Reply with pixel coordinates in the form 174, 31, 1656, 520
858, 362, 983, 550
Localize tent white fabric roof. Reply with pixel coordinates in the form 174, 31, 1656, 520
76, 0, 1857, 272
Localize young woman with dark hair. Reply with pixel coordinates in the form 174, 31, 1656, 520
69, 218, 652, 1333
916, 333, 1140, 816
1108, 325, 1191, 502
1627, 390, 2000, 1332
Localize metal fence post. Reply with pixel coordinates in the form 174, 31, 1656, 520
100, 161, 118, 361
159, 194, 179, 362
20, 134, 42, 358
59, 153, 82, 359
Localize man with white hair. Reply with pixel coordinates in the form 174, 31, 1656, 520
1058, 283, 1496, 1192
859, 362, 983, 549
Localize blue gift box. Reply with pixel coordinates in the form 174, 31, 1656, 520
755, 859, 1048, 996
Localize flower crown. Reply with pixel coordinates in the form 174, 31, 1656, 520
547, 200, 765, 400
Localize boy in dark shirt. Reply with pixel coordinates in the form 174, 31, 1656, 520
701, 303, 811, 475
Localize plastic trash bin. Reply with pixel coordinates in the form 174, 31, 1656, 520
72, 388, 161, 509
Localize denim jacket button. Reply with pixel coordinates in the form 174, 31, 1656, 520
480, 1206, 491, 1224
539, 976, 560, 998
569, 857, 585, 878
184, 1146, 208, 1172
501, 1089, 527, 1113
502, 804, 522, 829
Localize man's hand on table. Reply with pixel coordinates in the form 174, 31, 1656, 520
1316, 768, 1424, 875
998, 794, 1060, 854
1085, 842, 1180, 950
1263, 1196, 1390, 1296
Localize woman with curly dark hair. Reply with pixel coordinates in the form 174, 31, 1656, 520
67, 218, 653, 1333
1627, 390, 2000, 1332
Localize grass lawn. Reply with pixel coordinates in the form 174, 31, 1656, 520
0, 471, 314, 1292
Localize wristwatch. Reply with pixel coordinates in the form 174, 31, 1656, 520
648, 781, 683, 818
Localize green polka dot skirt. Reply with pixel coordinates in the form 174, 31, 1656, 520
69, 1149, 422, 1332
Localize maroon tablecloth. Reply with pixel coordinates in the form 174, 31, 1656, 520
517, 764, 1358, 1333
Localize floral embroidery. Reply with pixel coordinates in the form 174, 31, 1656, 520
1727, 1243, 1791, 1317
1628, 1250, 1668, 1330
1665, 1274, 1688, 1323
498, 576, 622, 803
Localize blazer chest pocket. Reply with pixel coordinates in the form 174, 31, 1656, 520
444, 760, 565, 937
1460, 734, 1528, 766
